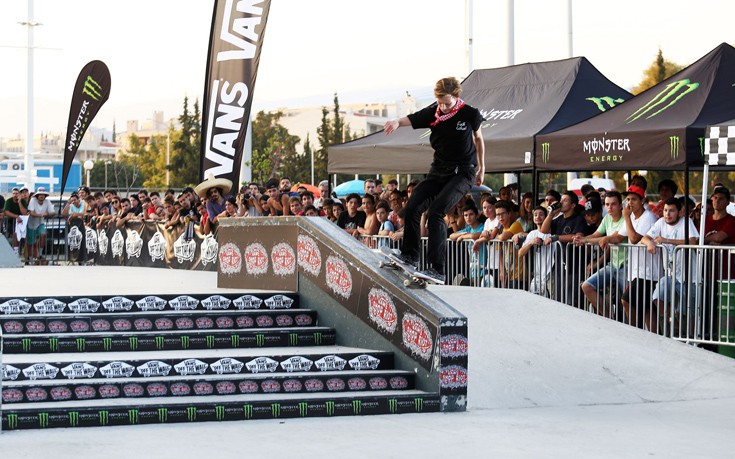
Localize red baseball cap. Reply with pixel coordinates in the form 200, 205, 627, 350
622, 185, 645, 200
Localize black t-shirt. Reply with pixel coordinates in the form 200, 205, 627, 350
337, 211, 366, 230
408, 103, 484, 169
551, 213, 586, 240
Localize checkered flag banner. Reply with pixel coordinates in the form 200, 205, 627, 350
705, 124, 735, 166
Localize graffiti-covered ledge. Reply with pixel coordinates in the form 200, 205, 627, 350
216, 216, 468, 412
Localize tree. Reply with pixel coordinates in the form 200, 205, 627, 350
249, 110, 301, 183
168, 96, 201, 187
631, 48, 684, 95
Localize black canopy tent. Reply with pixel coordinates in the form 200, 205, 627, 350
328, 57, 631, 175
536, 43, 735, 173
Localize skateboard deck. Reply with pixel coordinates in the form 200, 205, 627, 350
378, 246, 442, 288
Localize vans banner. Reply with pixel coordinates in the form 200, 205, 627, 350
200, 0, 272, 184
61, 60, 111, 195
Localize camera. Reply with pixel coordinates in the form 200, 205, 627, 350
242, 193, 251, 200
549, 202, 561, 211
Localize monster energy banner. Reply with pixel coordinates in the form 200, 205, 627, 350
61, 61, 111, 194
200, 0, 272, 184
328, 56, 631, 174
66, 218, 217, 271
537, 43, 735, 171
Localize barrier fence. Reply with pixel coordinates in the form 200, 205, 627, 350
360, 234, 735, 351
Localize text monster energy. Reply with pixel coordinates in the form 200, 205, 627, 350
271, 403, 281, 418
155, 336, 164, 349
670, 136, 680, 159
7, 413, 19, 430
388, 399, 398, 414
187, 406, 197, 422
586, 96, 625, 112
76, 338, 86, 352
49, 337, 59, 352
68, 411, 79, 427
298, 402, 308, 417
325, 401, 335, 416
626, 79, 699, 123
38, 412, 49, 428
82, 75, 103, 101
352, 400, 362, 414
128, 409, 139, 425
243, 404, 254, 419
313, 332, 322, 345
206, 335, 215, 349
158, 407, 168, 423
103, 337, 112, 351
215, 405, 225, 421
231, 334, 240, 347
541, 142, 550, 163
99, 410, 109, 426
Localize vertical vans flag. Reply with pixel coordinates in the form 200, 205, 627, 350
61, 60, 111, 195
200, 0, 272, 183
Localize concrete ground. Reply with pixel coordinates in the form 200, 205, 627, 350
2, 266, 735, 458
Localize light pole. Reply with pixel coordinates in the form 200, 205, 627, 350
104, 160, 112, 189
84, 159, 94, 187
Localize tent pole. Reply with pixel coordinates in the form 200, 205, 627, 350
685, 164, 690, 242
699, 164, 709, 245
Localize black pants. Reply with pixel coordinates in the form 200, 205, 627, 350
402, 166, 475, 275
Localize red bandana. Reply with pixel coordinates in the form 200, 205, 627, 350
430, 98, 465, 126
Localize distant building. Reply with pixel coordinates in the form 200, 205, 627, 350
0, 127, 117, 163
118, 111, 180, 152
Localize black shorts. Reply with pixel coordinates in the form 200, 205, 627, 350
622, 278, 657, 306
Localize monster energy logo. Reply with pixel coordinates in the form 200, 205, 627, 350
76, 338, 85, 352
313, 332, 322, 345
388, 399, 398, 413
158, 407, 168, 423
38, 412, 49, 428
231, 334, 240, 347
325, 401, 335, 416
129, 337, 138, 351
186, 406, 197, 422
83, 75, 103, 101
22, 338, 32, 352
414, 398, 424, 412
586, 96, 625, 112
154, 336, 164, 349
215, 405, 225, 421
206, 335, 215, 349
99, 410, 109, 426
541, 142, 550, 163
103, 337, 112, 351
699, 136, 705, 156
243, 404, 253, 420
670, 135, 680, 159
180, 336, 189, 349
256, 334, 265, 347
352, 400, 362, 414
271, 403, 281, 418
128, 409, 139, 425
68, 411, 79, 427
7, 414, 18, 430
626, 78, 699, 123
298, 402, 308, 417
289, 333, 298, 346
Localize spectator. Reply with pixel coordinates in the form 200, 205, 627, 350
279, 177, 299, 215
388, 190, 404, 230
129, 194, 143, 216
406, 180, 418, 200
288, 195, 304, 215
516, 192, 534, 232
643, 197, 699, 334
619, 185, 659, 329
543, 189, 562, 210
449, 202, 483, 242
332, 201, 344, 221
580, 183, 595, 199
364, 178, 377, 196
376, 200, 395, 238
446, 194, 469, 235
194, 177, 233, 224
518, 206, 554, 294
4, 188, 27, 254
381, 178, 399, 201
337, 193, 366, 237
303, 205, 319, 216
301, 191, 323, 216
494, 200, 525, 288
578, 191, 627, 316
358, 193, 379, 236
213, 197, 239, 224
264, 179, 284, 215
314, 180, 330, 209
580, 197, 603, 235
62, 192, 85, 222
498, 186, 514, 204
651, 179, 678, 218
704, 186, 735, 245
322, 198, 336, 222
24, 187, 54, 263
115, 198, 139, 228
77, 186, 90, 207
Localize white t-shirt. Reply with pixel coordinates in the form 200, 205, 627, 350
481, 217, 500, 269
646, 217, 700, 283
619, 210, 658, 281
28, 197, 55, 229
522, 229, 554, 284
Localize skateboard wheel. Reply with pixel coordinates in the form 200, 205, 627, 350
403, 279, 412, 287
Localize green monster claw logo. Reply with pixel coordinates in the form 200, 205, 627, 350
626, 78, 699, 123
699, 136, 705, 156
243, 404, 254, 420
180, 336, 189, 349
128, 409, 139, 425
99, 410, 109, 426
313, 332, 322, 345
256, 334, 265, 347
206, 335, 215, 349
75, 338, 85, 352
7, 414, 19, 430
129, 337, 138, 351
271, 403, 281, 418
414, 398, 424, 412
388, 399, 398, 414
298, 402, 308, 417
155, 336, 164, 350
215, 405, 225, 421
103, 337, 112, 351
22, 338, 32, 352
289, 333, 298, 346
186, 406, 197, 422
670, 135, 680, 159
231, 334, 240, 347
541, 142, 550, 163
38, 412, 49, 428
158, 407, 168, 423
586, 96, 625, 112
352, 400, 362, 414
68, 411, 79, 427
49, 338, 58, 352
82, 75, 103, 101
325, 401, 335, 416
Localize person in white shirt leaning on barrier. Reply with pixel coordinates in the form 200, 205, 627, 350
577, 191, 627, 316
518, 206, 554, 295
618, 185, 660, 329
642, 197, 699, 335
24, 187, 55, 264
472, 195, 501, 287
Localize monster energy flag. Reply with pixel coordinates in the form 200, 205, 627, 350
200, 0, 272, 184
537, 43, 735, 171
61, 61, 111, 194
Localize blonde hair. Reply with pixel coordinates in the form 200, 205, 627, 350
434, 77, 462, 98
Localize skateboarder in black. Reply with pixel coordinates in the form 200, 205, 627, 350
383, 77, 485, 284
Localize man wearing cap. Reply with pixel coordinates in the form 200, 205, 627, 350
25, 187, 55, 263
618, 184, 659, 329
577, 191, 627, 316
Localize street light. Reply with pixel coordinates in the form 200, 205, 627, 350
84, 159, 94, 187
104, 160, 112, 189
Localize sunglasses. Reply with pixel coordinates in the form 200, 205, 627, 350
112, 200, 119, 204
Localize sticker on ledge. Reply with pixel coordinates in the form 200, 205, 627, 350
402, 313, 433, 361
439, 365, 469, 389
367, 287, 398, 334
325, 255, 353, 299
271, 242, 297, 277
219, 242, 242, 274
244, 242, 268, 275
297, 234, 322, 276
439, 334, 469, 358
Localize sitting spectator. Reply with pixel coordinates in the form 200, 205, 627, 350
518, 206, 553, 294
337, 193, 366, 237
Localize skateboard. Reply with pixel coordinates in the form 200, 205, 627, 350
378, 246, 443, 288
